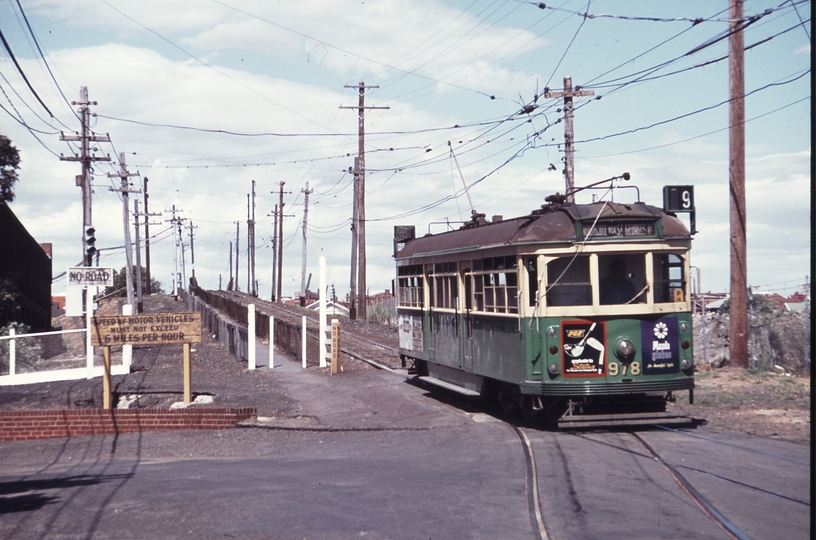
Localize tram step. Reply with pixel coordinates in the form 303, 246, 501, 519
558, 412, 692, 429
417, 375, 482, 397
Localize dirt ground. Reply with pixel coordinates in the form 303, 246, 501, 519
671, 367, 811, 444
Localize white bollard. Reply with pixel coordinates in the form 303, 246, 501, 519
269, 316, 275, 369
122, 304, 133, 372
248, 304, 256, 370
319, 256, 327, 368
301, 315, 307, 368
86, 287, 94, 379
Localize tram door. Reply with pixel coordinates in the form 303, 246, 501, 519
462, 266, 473, 372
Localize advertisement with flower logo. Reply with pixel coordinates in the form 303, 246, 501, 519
641, 317, 679, 374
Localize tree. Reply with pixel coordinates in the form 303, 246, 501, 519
0, 134, 20, 203
104, 266, 164, 297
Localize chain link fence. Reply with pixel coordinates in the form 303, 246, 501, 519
0, 324, 123, 381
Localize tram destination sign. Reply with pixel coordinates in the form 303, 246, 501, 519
67, 266, 114, 287
91, 312, 202, 346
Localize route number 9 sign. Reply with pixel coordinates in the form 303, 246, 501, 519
662, 185, 695, 213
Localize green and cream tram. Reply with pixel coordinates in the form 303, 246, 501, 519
394, 185, 695, 427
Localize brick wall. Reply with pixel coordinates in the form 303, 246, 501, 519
0, 407, 256, 442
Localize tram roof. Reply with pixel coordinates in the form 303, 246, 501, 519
396, 200, 690, 261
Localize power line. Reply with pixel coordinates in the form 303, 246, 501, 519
0, 27, 53, 117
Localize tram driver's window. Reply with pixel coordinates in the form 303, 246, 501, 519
546, 256, 591, 306
599, 254, 646, 305
653, 253, 685, 303
526, 257, 538, 307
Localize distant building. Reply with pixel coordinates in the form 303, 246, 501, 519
0, 203, 52, 330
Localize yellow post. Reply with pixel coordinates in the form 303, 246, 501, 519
183, 342, 192, 404
331, 319, 341, 375
102, 346, 112, 409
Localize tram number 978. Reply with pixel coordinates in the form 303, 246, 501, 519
609, 362, 641, 376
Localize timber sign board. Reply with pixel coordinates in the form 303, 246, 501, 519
91, 312, 202, 346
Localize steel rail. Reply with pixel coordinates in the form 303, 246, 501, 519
632, 432, 751, 540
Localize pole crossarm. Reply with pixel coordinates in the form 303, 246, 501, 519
545, 77, 595, 204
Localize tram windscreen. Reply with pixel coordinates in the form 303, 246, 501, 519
598, 254, 646, 305
546, 256, 591, 306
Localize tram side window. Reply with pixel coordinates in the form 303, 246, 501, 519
546, 256, 591, 306
397, 265, 423, 308
432, 262, 458, 309
654, 253, 686, 303
471, 256, 518, 314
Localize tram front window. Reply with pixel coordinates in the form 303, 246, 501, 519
546, 256, 591, 306
599, 254, 646, 305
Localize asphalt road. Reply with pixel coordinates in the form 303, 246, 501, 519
0, 344, 810, 539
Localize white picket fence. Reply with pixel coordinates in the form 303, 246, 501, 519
0, 327, 129, 386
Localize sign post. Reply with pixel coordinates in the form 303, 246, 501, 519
91, 312, 202, 408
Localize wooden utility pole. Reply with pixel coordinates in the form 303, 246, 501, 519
166, 206, 186, 295
300, 182, 313, 300
269, 204, 278, 300
545, 77, 594, 203
59, 86, 110, 263
348, 160, 359, 320
729, 0, 748, 367
107, 153, 140, 306
340, 83, 388, 320
235, 221, 240, 292
277, 182, 285, 302
143, 177, 152, 294
277, 182, 294, 302
189, 220, 197, 286
247, 181, 257, 296
133, 199, 143, 312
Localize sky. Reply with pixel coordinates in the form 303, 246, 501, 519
0, 0, 811, 301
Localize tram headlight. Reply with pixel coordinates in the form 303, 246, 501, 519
681, 358, 692, 369
615, 338, 636, 362
680, 322, 689, 333
549, 363, 560, 375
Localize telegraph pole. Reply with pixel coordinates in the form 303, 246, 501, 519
269, 204, 278, 300
235, 221, 240, 292
189, 220, 197, 287
275, 182, 293, 302
142, 177, 153, 294
340, 83, 388, 320
545, 77, 594, 203
729, 0, 748, 367
300, 182, 313, 301
228, 241, 233, 290
348, 159, 360, 320
247, 181, 257, 296
133, 199, 143, 312
59, 86, 110, 262
166, 206, 186, 295
108, 153, 140, 306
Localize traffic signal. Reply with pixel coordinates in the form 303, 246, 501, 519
85, 227, 96, 265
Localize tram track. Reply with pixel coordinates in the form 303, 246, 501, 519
198, 290, 801, 539
631, 432, 751, 540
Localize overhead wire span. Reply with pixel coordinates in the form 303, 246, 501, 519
574, 69, 811, 145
